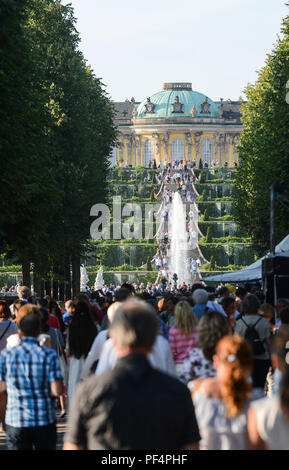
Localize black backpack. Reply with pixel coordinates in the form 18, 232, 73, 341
240, 316, 266, 356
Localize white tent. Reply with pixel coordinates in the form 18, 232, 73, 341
203, 235, 289, 283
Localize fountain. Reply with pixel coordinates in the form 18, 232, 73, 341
168, 192, 191, 285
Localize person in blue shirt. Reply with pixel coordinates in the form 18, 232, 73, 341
192, 289, 209, 321
62, 300, 73, 326
0, 305, 63, 450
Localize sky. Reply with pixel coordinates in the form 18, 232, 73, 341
62, 0, 288, 102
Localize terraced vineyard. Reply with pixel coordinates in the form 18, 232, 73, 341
0, 167, 259, 288
85, 166, 258, 285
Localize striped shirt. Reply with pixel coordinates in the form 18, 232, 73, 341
0, 337, 62, 428
169, 327, 198, 364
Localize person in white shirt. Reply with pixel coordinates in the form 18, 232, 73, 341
206, 300, 227, 317
95, 300, 177, 378
96, 335, 177, 378
80, 302, 122, 380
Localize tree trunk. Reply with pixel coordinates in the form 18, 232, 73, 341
53, 261, 65, 300
64, 260, 71, 300
72, 255, 80, 298
59, 281, 65, 301
40, 280, 45, 298
45, 280, 51, 298
52, 280, 59, 300
33, 269, 41, 297
33, 262, 45, 298
21, 259, 31, 288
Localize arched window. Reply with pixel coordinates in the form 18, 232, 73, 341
109, 146, 117, 167
144, 139, 154, 167
171, 138, 184, 161
202, 138, 212, 166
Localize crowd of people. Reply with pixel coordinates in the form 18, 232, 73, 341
0, 281, 289, 450
153, 163, 202, 284
115, 159, 238, 169
0, 282, 21, 295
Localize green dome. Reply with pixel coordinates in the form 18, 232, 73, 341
137, 83, 220, 119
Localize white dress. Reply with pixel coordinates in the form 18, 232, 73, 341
67, 356, 86, 410
251, 395, 289, 450
80, 330, 109, 380
193, 391, 250, 450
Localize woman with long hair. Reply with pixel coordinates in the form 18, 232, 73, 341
169, 301, 198, 376
181, 311, 231, 386
66, 301, 98, 409
247, 325, 289, 450
192, 335, 253, 450
48, 299, 66, 336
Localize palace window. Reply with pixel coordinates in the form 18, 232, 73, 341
171, 138, 185, 161
144, 139, 154, 167
202, 138, 212, 166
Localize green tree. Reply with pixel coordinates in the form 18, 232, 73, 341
200, 170, 207, 183
199, 185, 209, 201
146, 257, 152, 271
0, 0, 57, 286
209, 256, 216, 271
30, 0, 116, 296
205, 226, 213, 243
0, 0, 116, 296
233, 10, 289, 254
203, 209, 210, 221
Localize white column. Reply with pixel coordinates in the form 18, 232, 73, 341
185, 132, 192, 161
194, 132, 202, 166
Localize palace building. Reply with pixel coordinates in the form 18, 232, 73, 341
111, 82, 243, 167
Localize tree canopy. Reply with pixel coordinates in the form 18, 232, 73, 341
233, 8, 289, 255
0, 0, 116, 296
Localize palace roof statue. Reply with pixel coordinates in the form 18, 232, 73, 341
113, 83, 242, 124
136, 83, 220, 119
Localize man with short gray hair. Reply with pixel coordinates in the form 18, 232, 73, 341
95, 300, 176, 377
18, 286, 31, 302
192, 289, 209, 321
64, 301, 200, 450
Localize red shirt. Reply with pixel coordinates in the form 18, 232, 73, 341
47, 314, 61, 330
169, 326, 198, 364
90, 305, 103, 325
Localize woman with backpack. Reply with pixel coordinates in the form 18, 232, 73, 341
235, 294, 271, 395
246, 325, 289, 449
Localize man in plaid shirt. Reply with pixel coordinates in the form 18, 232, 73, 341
0, 309, 63, 450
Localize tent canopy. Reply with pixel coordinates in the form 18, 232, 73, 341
203, 235, 289, 283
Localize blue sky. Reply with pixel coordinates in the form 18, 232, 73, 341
62, 0, 288, 102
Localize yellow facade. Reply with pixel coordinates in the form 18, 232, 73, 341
116, 131, 239, 167
113, 83, 243, 167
